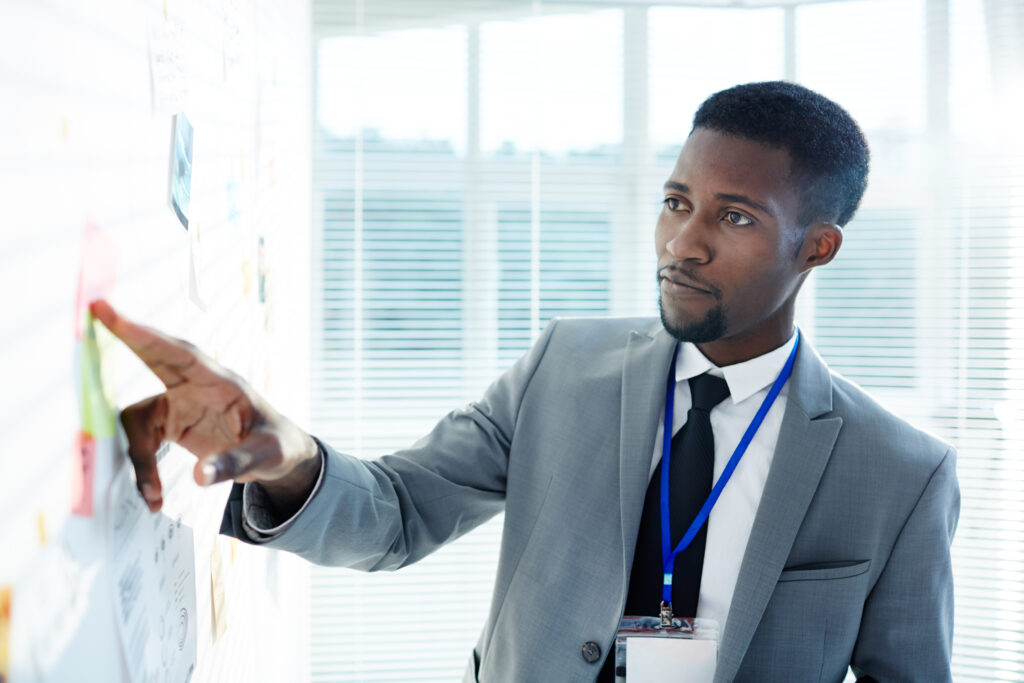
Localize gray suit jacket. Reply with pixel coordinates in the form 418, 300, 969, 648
223, 317, 959, 682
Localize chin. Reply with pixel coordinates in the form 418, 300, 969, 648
659, 297, 727, 343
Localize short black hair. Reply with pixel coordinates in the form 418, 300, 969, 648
692, 81, 870, 227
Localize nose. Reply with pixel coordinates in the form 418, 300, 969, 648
662, 211, 712, 264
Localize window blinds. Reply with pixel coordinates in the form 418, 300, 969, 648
310, 1, 1024, 680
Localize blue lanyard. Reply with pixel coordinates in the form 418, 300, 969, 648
660, 330, 800, 607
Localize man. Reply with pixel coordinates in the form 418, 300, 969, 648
93, 81, 959, 681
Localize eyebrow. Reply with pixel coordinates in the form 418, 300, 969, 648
662, 181, 776, 219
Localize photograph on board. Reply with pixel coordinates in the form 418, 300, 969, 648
169, 112, 193, 229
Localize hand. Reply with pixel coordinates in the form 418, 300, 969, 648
90, 299, 320, 513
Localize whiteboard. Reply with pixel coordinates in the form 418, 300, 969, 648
0, 0, 313, 681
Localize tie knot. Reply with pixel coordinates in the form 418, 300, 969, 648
688, 373, 730, 412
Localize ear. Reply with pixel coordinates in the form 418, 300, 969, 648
798, 222, 843, 272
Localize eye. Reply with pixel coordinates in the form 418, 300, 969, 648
663, 197, 684, 212
724, 210, 753, 226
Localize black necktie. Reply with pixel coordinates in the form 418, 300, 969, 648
625, 371, 731, 618
598, 371, 731, 682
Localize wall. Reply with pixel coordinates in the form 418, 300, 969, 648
0, 0, 312, 681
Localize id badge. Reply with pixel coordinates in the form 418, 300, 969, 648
614, 616, 719, 682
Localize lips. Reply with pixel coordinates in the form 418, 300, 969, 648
662, 276, 707, 292
659, 269, 712, 294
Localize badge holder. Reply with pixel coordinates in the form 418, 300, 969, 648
614, 613, 719, 683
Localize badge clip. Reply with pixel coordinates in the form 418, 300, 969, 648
659, 601, 674, 628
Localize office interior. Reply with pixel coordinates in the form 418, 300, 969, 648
0, 0, 1021, 681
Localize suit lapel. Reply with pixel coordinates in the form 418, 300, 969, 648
618, 323, 677, 598
714, 337, 844, 683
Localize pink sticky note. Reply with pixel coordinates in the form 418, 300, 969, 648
74, 223, 118, 339
71, 431, 96, 516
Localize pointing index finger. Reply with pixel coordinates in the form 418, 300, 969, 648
90, 299, 217, 387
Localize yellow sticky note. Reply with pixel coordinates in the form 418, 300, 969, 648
210, 543, 227, 642
0, 585, 11, 682
36, 510, 47, 546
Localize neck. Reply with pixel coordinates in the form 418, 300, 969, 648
695, 310, 795, 367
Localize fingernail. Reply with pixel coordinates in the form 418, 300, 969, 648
201, 461, 218, 485
141, 482, 158, 502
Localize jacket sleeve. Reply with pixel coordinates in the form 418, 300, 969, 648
850, 446, 960, 682
220, 318, 559, 570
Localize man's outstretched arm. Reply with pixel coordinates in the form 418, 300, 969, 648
94, 298, 559, 570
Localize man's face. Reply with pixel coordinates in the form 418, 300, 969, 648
656, 127, 809, 346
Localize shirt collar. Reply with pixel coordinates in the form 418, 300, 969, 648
674, 328, 799, 405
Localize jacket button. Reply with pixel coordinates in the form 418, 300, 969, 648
581, 641, 602, 664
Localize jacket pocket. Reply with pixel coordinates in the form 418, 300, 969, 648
778, 559, 871, 583
735, 559, 874, 682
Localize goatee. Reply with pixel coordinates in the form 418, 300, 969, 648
659, 295, 727, 343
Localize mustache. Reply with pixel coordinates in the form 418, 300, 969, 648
657, 264, 721, 298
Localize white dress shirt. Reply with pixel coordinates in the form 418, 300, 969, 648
648, 329, 799, 638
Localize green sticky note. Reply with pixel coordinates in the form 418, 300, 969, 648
80, 312, 117, 439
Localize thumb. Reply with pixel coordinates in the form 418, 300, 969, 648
194, 429, 283, 485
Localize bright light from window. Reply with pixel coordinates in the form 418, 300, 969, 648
649, 7, 785, 147
481, 10, 622, 153
318, 27, 467, 147
796, 0, 925, 133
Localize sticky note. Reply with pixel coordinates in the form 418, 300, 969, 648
80, 314, 117, 439
1, 585, 11, 682
73, 223, 117, 340
210, 543, 227, 642
36, 510, 47, 546
71, 431, 96, 517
